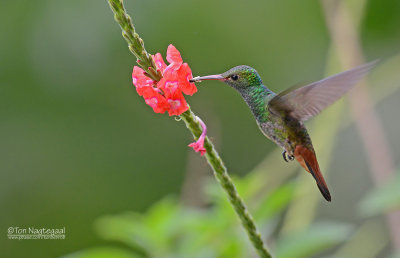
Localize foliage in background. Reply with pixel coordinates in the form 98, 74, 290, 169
65, 167, 400, 258
64, 165, 353, 258
63, 1, 400, 256
359, 169, 400, 217
2, 0, 400, 257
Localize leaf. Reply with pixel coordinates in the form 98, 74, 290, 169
275, 222, 353, 258
359, 172, 400, 216
254, 182, 295, 221
387, 251, 400, 258
94, 212, 151, 253
94, 197, 181, 254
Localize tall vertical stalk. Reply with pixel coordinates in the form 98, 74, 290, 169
107, 1, 272, 257
322, 0, 400, 249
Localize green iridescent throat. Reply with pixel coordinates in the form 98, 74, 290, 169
240, 85, 275, 123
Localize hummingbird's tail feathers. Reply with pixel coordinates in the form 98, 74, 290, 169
294, 145, 331, 202
304, 160, 332, 202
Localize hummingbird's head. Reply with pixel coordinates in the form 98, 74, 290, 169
190, 65, 263, 90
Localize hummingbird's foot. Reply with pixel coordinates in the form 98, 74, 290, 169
282, 150, 294, 162
282, 150, 288, 162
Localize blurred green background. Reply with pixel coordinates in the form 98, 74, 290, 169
1, 0, 400, 257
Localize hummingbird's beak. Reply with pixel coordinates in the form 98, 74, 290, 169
189, 74, 225, 83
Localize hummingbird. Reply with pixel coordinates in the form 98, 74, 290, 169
190, 61, 377, 201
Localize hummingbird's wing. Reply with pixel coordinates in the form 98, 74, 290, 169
268, 61, 378, 121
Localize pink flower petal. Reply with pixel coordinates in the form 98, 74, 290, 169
152, 53, 167, 73
177, 63, 197, 95
132, 66, 156, 96
167, 93, 188, 116
166, 44, 183, 66
132, 45, 198, 117
188, 141, 206, 156
144, 93, 169, 114
188, 117, 207, 156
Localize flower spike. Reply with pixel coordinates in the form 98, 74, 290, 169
132, 44, 197, 116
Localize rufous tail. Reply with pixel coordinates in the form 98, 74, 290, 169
294, 145, 331, 201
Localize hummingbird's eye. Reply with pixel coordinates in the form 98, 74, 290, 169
231, 74, 239, 81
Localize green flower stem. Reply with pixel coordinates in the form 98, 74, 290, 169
108, 0, 160, 81
107, 1, 272, 257
180, 110, 271, 258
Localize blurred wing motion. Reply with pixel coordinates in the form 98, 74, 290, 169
269, 61, 378, 121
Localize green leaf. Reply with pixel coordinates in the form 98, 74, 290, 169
94, 197, 181, 255
275, 222, 353, 258
359, 172, 400, 216
254, 182, 295, 221
94, 212, 151, 253
388, 251, 400, 258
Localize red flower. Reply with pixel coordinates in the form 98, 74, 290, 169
144, 93, 169, 114
166, 90, 188, 116
157, 64, 197, 96
131, 44, 206, 156
176, 63, 197, 95
188, 116, 207, 156
152, 53, 167, 72
165, 44, 183, 73
188, 140, 206, 156
131, 44, 197, 116
132, 66, 155, 97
